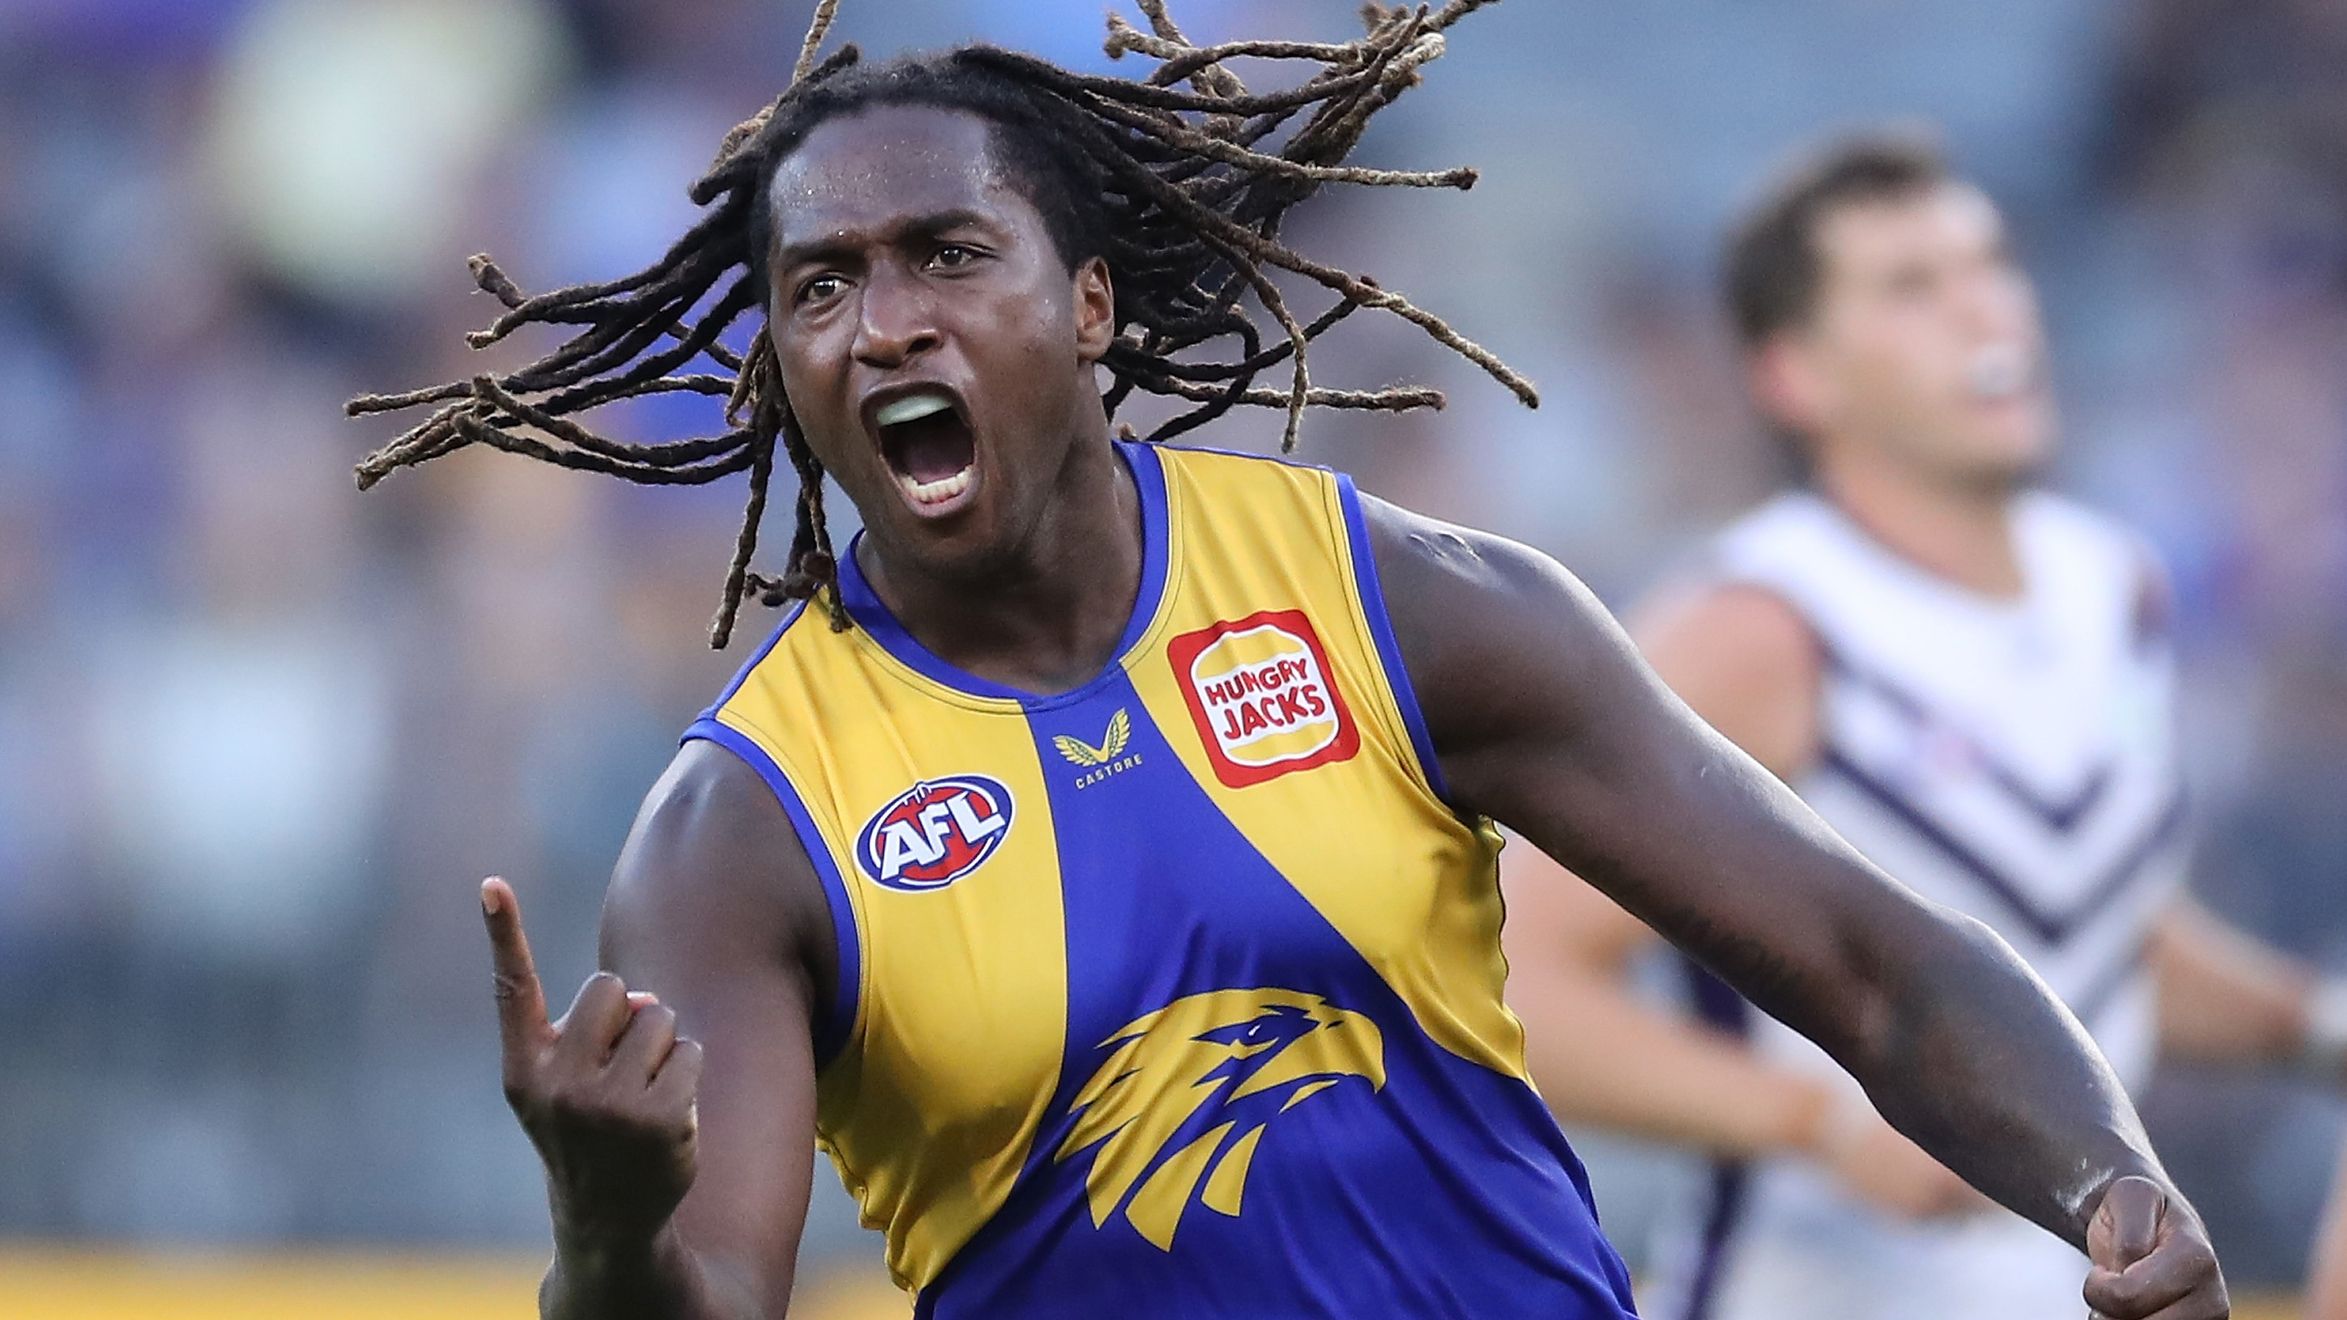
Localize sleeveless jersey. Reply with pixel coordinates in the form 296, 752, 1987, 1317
1648, 489, 2186, 1320
685, 442, 1639, 1319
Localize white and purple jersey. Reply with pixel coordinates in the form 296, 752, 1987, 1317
1646, 489, 2187, 1320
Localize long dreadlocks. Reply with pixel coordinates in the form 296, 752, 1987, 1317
348, 0, 1537, 648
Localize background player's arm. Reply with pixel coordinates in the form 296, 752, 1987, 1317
1499, 583, 1978, 1214
2309, 1150, 2347, 1320
494, 740, 832, 1320
1368, 497, 2224, 1315
2147, 897, 2319, 1066
1498, 850, 1831, 1157
1500, 844, 1982, 1217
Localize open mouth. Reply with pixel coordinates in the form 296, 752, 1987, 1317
872, 390, 979, 514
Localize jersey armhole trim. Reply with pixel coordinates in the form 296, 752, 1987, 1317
681, 715, 862, 1068
1333, 473, 1451, 803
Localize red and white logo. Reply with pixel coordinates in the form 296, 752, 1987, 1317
1166, 610, 1359, 788
855, 775, 1015, 892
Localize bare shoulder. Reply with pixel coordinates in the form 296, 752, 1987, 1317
601, 739, 834, 998
1355, 492, 1643, 813
1357, 490, 1611, 687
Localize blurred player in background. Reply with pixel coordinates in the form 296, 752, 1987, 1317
352, 3, 2229, 1313
1502, 132, 2340, 1319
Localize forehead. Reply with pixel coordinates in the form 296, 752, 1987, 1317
1815, 182, 2003, 275
765, 104, 1019, 250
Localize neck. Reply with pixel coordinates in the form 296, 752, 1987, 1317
858, 430, 1142, 695
1813, 444, 2025, 599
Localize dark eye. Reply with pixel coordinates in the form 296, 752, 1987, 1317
795, 274, 846, 306
929, 244, 979, 271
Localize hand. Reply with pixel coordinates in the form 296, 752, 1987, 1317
483, 876, 704, 1244
2083, 1175, 2228, 1319
1810, 1096, 1988, 1221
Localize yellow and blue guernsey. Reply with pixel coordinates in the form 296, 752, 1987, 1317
685, 442, 1640, 1318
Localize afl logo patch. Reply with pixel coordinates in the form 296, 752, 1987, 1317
1167, 610, 1360, 788
855, 776, 1014, 892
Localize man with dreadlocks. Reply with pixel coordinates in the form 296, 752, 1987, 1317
353, 4, 2225, 1317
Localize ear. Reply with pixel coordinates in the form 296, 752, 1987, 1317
1749, 333, 1831, 439
1072, 255, 1116, 364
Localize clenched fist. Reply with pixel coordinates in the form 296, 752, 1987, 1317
2085, 1174, 2229, 1320
483, 877, 704, 1244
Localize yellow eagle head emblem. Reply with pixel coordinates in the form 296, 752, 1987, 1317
1054, 988, 1386, 1251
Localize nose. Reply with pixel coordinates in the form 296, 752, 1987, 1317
852, 263, 942, 369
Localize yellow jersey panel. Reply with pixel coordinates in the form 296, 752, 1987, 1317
698, 615, 1068, 1290
1131, 447, 1533, 1084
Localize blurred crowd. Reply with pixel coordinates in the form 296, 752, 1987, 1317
2, 0, 2343, 1292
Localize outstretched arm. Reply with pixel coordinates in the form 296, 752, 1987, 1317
492, 739, 835, 1320
1367, 497, 2225, 1318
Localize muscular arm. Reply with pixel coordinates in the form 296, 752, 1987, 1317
1369, 498, 2177, 1251
539, 740, 834, 1320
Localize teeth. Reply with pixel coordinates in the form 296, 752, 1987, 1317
1968, 344, 2034, 400
875, 392, 955, 427
897, 467, 974, 507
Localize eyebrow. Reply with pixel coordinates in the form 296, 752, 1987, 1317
771, 208, 999, 271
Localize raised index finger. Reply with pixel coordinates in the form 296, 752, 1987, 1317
481, 877, 551, 1057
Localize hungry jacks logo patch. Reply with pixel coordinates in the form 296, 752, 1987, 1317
1166, 610, 1359, 787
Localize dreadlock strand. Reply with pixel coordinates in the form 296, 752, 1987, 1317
498, 262, 734, 396
1126, 0, 1247, 105
1110, 293, 1362, 384
960, 47, 1387, 120
354, 402, 477, 488
726, 335, 778, 427
1426, 0, 1504, 34
461, 200, 749, 348
709, 433, 778, 649
534, 278, 764, 414
1072, 91, 1476, 192
467, 377, 755, 467
778, 425, 849, 629
440, 412, 757, 487
1186, 226, 1310, 450
468, 252, 753, 376
347, 380, 475, 417
1072, 112, 1542, 407
1126, 371, 1445, 414
793, 0, 844, 85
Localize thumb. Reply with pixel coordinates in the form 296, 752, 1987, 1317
2087, 1174, 2165, 1272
